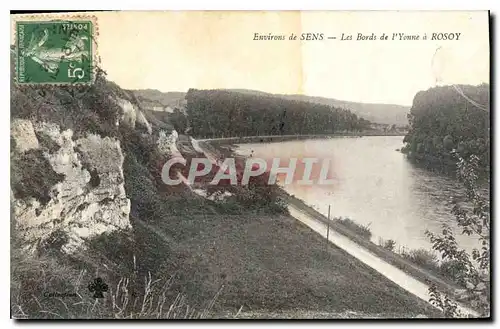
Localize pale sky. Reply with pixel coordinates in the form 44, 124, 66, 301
12, 11, 490, 106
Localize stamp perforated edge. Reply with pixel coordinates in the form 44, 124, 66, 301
11, 13, 100, 87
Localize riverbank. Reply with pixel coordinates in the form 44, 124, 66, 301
283, 193, 478, 309
200, 137, 480, 317
287, 204, 478, 317
188, 138, 442, 317
199, 131, 406, 145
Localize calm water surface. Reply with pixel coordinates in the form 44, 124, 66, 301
236, 136, 483, 253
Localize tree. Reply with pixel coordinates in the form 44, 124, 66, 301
425, 151, 490, 318
170, 108, 188, 133
185, 89, 370, 138
402, 84, 490, 171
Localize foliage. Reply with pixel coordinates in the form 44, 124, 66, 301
438, 259, 468, 283
10, 67, 131, 139
185, 89, 370, 138
34, 130, 61, 153
425, 152, 490, 318
400, 248, 438, 271
428, 285, 461, 318
382, 239, 396, 252
402, 84, 489, 171
170, 108, 188, 133
11, 149, 65, 206
376, 238, 469, 287
334, 217, 372, 240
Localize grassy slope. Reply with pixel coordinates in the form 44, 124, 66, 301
145, 211, 437, 315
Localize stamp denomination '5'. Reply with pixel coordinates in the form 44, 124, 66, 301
16, 19, 94, 84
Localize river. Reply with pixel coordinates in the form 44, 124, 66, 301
235, 136, 483, 254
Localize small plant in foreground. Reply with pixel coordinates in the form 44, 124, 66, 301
335, 217, 372, 240
11, 248, 226, 319
425, 152, 490, 318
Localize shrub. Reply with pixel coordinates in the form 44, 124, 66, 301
11, 149, 65, 206
38, 229, 70, 254
335, 217, 372, 240
438, 259, 468, 286
401, 248, 438, 271
10, 68, 127, 140
34, 131, 61, 153
379, 238, 396, 252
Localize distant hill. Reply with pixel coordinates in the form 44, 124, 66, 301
133, 88, 410, 126
184, 88, 371, 138
132, 89, 186, 108
229, 89, 410, 126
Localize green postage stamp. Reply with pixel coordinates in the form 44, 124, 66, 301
15, 17, 96, 85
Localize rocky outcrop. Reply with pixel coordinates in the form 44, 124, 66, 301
12, 122, 131, 253
156, 129, 179, 157
11, 119, 39, 152
113, 97, 152, 134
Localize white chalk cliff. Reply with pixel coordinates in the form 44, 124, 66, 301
12, 120, 131, 253
10, 95, 156, 254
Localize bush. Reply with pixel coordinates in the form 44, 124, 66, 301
10, 68, 128, 140
438, 259, 468, 285
11, 149, 65, 206
35, 131, 61, 153
38, 229, 70, 254
335, 217, 372, 240
401, 248, 438, 271
378, 238, 396, 252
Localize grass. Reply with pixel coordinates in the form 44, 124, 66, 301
334, 217, 372, 240
141, 212, 437, 315
11, 247, 223, 319
115, 132, 436, 315
377, 238, 469, 288
111, 128, 436, 316
216, 310, 428, 319
12, 209, 438, 319
401, 249, 438, 272
10, 65, 132, 140
284, 193, 463, 299
11, 148, 65, 206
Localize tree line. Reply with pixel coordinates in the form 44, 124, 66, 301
183, 89, 371, 138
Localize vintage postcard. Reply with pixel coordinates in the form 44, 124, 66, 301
10, 11, 490, 320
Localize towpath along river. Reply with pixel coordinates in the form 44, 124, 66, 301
288, 204, 479, 317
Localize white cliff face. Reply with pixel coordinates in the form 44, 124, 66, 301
136, 110, 152, 135
113, 97, 152, 134
12, 121, 131, 253
11, 119, 39, 152
157, 129, 180, 157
